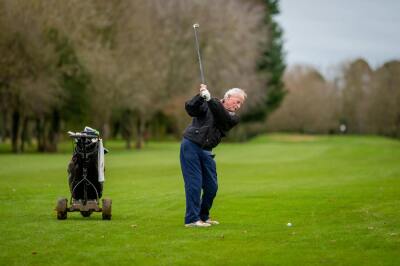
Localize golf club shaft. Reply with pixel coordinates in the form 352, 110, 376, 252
193, 24, 205, 84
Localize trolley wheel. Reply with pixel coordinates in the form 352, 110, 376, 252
56, 198, 68, 220
102, 198, 112, 220
80, 211, 92, 217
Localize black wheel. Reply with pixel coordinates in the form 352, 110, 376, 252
102, 198, 112, 220
56, 198, 68, 220
80, 211, 92, 217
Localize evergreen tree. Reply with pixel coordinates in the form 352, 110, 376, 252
242, 0, 286, 122
47, 29, 91, 129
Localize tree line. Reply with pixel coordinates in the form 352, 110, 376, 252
267, 58, 400, 138
0, 0, 286, 152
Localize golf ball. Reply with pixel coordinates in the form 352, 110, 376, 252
287, 222, 292, 227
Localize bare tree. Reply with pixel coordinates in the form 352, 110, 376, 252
339, 59, 373, 134
66, 0, 268, 148
1, 0, 269, 151
0, 0, 62, 152
368, 60, 400, 137
267, 65, 340, 133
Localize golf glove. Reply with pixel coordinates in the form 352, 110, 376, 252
200, 89, 211, 101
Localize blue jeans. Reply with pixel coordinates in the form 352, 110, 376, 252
180, 138, 218, 224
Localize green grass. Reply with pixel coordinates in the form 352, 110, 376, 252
0, 134, 399, 265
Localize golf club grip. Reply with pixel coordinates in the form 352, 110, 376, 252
193, 26, 205, 84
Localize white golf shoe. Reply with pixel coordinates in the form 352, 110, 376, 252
204, 219, 219, 225
184, 220, 211, 227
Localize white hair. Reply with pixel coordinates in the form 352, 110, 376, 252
224, 88, 247, 100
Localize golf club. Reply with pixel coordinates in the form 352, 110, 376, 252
193, 23, 205, 84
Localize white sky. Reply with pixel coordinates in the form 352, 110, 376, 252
276, 0, 400, 71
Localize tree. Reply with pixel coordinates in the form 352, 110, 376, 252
0, 0, 271, 151
64, 0, 268, 148
339, 58, 373, 134
368, 61, 400, 137
242, 0, 286, 122
0, 0, 63, 152
267, 65, 340, 133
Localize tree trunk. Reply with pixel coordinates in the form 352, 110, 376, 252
123, 123, 132, 150
101, 123, 110, 140
0, 110, 8, 142
36, 118, 45, 152
126, 137, 132, 150
47, 110, 60, 152
11, 111, 20, 153
135, 117, 145, 150
20, 117, 29, 152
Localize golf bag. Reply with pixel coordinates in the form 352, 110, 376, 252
67, 127, 107, 201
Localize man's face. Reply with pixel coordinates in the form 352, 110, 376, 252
222, 94, 245, 112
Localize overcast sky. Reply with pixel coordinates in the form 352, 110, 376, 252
276, 0, 400, 71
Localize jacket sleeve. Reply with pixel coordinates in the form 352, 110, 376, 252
207, 98, 239, 131
185, 94, 207, 117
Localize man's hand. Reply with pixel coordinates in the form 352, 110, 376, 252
199, 84, 211, 101
200, 89, 211, 101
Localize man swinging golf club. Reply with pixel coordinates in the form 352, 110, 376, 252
181, 24, 247, 227
180, 84, 246, 227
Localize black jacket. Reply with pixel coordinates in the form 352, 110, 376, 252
183, 94, 239, 150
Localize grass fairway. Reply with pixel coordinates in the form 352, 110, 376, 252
0, 134, 399, 265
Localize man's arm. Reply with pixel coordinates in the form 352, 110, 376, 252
207, 98, 239, 131
185, 94, 207, 117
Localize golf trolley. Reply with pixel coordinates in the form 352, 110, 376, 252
55, 127, 112, 220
